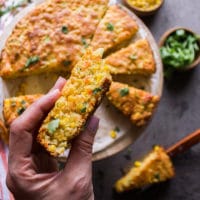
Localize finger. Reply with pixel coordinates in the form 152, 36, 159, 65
63, 116, 99, 175
49, 76, 66, 92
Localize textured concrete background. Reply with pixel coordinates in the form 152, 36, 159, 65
93, 0, 200, 199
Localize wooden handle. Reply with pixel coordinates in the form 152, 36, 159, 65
166, 129, 200, 157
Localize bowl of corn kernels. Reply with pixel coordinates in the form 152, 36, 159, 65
123, 0, 164, 16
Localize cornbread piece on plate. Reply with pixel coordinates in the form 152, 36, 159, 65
0, 94, 42, 143
115, 146, 175, 192
3, 94, 42, 126
91, 5, 138, 54
0, 0, 109, 78
107, 82, 160, 126
105, 39, 156, 75
38, 48, 112, 157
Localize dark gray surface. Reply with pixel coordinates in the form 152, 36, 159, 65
93, 1, 200, 199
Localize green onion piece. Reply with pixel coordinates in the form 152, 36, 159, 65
81, 37, 89, 48
17, 107, 26, 115
106, 23, 114, 31
119, 88, 129, 97
114, 126, 120, 132
47, 119, 60, 134
93, 87, 102, 95
21, 100, 26, 105
176, 29, 185, 37
25, 56, 39, 68
80, 107, 86, 113
129, 54, 137, 60
154, 173, 160, 181
63, 60, 71, 67
61, 26, 68, 34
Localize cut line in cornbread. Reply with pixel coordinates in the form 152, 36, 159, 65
107, 81, 160, 126
37, 48, 112, 157
115, 146, 175, 192
105, 39, 156, 75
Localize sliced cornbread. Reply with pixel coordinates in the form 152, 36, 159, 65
37, 48, 112, 156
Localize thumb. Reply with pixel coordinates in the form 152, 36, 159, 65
64, 116, 99, 172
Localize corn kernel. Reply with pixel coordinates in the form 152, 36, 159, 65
134, 161, 141, 167
109, 130, 117, 139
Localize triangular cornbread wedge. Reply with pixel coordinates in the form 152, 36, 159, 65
1, 94, 42, 143
37, 48, 112, 157
115, 146, 175, 192
105, 39, 156, 75
91, 5, 138, 54
0, 0, 108, 78
107, 82, 160, 126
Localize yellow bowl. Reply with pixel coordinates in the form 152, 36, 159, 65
123, 0, 164, 17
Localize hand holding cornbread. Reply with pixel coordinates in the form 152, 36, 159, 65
6, 77, 99, 200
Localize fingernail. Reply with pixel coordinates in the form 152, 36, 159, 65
86, 116, 99, 134
57, 76, 66, 83
48, 88, 60, 96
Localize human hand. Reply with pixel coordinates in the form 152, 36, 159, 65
6, 77, 99, 200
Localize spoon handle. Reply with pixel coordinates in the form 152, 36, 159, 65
166, 129, 200, 157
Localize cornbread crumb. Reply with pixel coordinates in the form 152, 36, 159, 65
109, 130, 117, 139
134, 161, 141, 167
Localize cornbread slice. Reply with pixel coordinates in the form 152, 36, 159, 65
1, 94, 41, 143
0, 0, 109, 78
115, 146, 175, 192
107, 82, 160, 126
91, 5, 138, 54
105, 39, 156, 75
37, 48, 112, 157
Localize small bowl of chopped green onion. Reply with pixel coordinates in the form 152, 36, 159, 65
159, 27, 200, 77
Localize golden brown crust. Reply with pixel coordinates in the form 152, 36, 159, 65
105, 39, 156, 75
0, 119, 8, 144
107, 81, 160, 126
37, 48, 112, 157
115, 146, 175, 192
91, 5, 138, 54
0, 0, 109, 78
